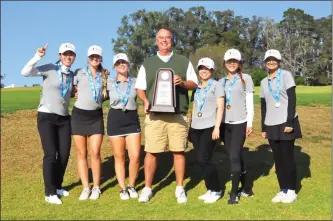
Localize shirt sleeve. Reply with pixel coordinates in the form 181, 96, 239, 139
245, 75, 255, 93
135, 65, 147, 90
215, 79, 225, 98
186, 62, 199, 85
283, 70, 296, 90
261, 98, 267, 132
260, 81, 265, 98
216, 78, 226, 97
21, 53, 44, 77
73, 69, 80, 86
246, 92, 254, 127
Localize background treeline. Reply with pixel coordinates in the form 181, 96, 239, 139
112, 7, 332, 86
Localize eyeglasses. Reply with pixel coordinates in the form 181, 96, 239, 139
115, 60, 128, 66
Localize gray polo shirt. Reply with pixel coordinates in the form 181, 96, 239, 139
73, 68, 104, 110
35, 63, 73, 116
191, 80, 224, 129
219, 73, 254, 123
260, 69, 297, 126
107, 77, 138, 110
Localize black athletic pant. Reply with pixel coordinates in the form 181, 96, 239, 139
37, 112, 72, 196
221, 122, 248, 194
190, 127, 220, 192
268, 139, 296, 190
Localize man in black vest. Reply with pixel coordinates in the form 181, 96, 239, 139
135, 27, 198, 203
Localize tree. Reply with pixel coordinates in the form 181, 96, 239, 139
1, 73, 4, 88
189, 44, 229, 79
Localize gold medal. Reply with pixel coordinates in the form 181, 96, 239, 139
227, 104, 231, 109
197, 112, 202, 117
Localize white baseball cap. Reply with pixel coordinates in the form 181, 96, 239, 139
224, 49, 242, 61
197, 57, 215, 70
113, 53, 130, 65
88, 45, 102, 57
59, 43, 75, 54
264, 49, 282, 61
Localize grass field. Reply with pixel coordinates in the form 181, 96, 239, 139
1, 86, 332, 220
1, 86, 331, 114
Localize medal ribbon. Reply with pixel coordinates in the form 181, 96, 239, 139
195, 78, 214, 113
115, 77, 132, 107
267, 68, 281, 102
56, 63, 71, 99
87, 67, 101, 102
223, 73, 238, 106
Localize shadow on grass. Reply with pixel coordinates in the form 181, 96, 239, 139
64, 143, 310, 197
184, 143, 275, 197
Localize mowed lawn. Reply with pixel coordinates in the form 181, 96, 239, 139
1, 86, 332, 220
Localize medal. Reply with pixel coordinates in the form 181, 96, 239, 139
57, 63, 71, 104
95, 103, 100, 108
275, 102, 280, 108
115, 77, 132, 111
194, 79, 214, 117
223, 73, 238, 110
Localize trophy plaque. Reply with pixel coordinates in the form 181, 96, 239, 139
149, 68, 176, 113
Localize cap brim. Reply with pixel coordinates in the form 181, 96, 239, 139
60, 49, 76, 54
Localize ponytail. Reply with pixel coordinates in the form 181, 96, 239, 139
98, 63, 110, 99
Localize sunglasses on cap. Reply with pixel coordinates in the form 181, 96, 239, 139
115, 60, 128, 66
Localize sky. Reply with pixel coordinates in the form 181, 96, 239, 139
1, 1, 332, 87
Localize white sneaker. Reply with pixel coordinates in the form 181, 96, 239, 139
56, 189, 69, 197
127, 185, 138, 198
89, 187, 101, 200
271, 191, 286, 203
138, 187, 153, 203
45, 195, 62, 204
120, 189, 130, 200
204, 191, 222, 204
175, 188, 187, 204
79, 188, 91, 200
198, 190, 212, 200
281, 190, 297, 204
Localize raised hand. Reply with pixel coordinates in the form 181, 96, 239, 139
37, 43, 48, 57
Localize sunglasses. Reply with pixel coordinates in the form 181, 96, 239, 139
115, 60, 128, 66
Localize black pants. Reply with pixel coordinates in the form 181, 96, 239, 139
220, 122, 249, 194
37, 112, 72, 196
221, 122, 246, 173
190, 127, 220, 192
269, 139, 297, 190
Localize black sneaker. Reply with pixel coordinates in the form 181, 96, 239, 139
228, 193, 239, 205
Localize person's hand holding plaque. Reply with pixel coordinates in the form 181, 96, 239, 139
173, 74, 184, 87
